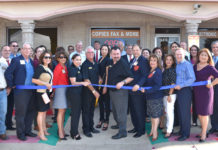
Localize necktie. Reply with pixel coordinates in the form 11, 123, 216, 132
96, 50, 98, 62
130, 55, 133, 62
6, 59, 10, 66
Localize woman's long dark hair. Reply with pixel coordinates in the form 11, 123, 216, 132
163, 54, 176, 69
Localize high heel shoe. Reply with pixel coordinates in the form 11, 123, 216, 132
196, 134, 209, 138
59, 137, 67, 141
152, 132, 159, 142
96, 122, 103, 128
102, 123, 108, 131
38, 133, 48, 141
72, 134, 81, 140
44, 131, 50, 136
148, 133, 153, 137
57, 130, 69, 137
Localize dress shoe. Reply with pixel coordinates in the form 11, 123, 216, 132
0, 134, 9, 140
91, 128, 100, 134
164, 133, 172, 139
192, 123, 198, 127
128, 128, 136, 133
6, 127, 16, 130
25, 132, 37, 137
176, 136, 189, 141
133, 133, 142, 138
111, 133, 127, 139
208, 128, 218, 134
111, 125, 119, 129
199, 139, 205, 143
84, 132, 93, 137
71, 134, 81, 140
18, 135, 27, 141
173, 132, 181, 136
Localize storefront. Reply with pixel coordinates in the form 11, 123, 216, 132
0, 0, 218, 53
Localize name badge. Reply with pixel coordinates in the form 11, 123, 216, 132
62, 69, 66, 74
88, 67, 92, 69
20, 60, 25, 65
78, 71, 80, 74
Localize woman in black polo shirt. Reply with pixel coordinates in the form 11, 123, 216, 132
68, 54, 89, 140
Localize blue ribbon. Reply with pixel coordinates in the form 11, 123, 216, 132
16, 80, 209, 91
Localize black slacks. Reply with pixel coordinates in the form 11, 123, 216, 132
14, 89, 36, 137
82, 88, 95, 134
70, 93, 82, 136
99, 91, 110, 123
130, 93, 146, 135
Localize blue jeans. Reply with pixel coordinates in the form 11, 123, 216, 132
0, 89, 7, 134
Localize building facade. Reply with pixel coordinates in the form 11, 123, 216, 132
1, 0, 218, 53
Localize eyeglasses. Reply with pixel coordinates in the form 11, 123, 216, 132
12, 45, 18, 47
43, 56, 51, 59
59, 56, 67, 59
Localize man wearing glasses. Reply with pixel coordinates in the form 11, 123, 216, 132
5, 43, 36, 141
9, 41, 20, 59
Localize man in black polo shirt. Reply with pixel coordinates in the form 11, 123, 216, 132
81, 46, 100, 137
106, 46, 133, 139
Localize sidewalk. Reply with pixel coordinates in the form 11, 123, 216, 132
0, 107, 218, 150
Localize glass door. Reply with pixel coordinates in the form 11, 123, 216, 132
155, 34, 180, 54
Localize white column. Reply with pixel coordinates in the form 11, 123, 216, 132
18, 20, 35, 47
185, 19, 201, 36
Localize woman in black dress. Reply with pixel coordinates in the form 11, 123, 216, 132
32, 51, 53, 141
68, 54, 89, 140
95, 44, 111, 130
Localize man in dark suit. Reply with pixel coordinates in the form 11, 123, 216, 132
5, 43, 36, 141
209, 41, 218, 134
128, 44, 149, 138
122, 44, 133, 65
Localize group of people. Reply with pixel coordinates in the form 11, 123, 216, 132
1, 40, 218, 144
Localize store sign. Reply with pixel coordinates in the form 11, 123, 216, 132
198, 31, 218, 38
188, 35, 200, 48
91, 29, 140, 47
91, 29, 140, 38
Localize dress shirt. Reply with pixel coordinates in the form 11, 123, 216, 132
0, 57, 11, 73
95, 49, 101, 62
24, 59, 34, 85
176, 59, 196, 88
69, 51, 86, 65
185, 50, 190, 61
107, 58, 133, 91
213, 56, 218, 65
0, 63, 7, 88
9, 53, 20, 59
121, 50, 126, 56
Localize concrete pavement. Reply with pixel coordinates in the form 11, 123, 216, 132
1, 107, 218, 150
